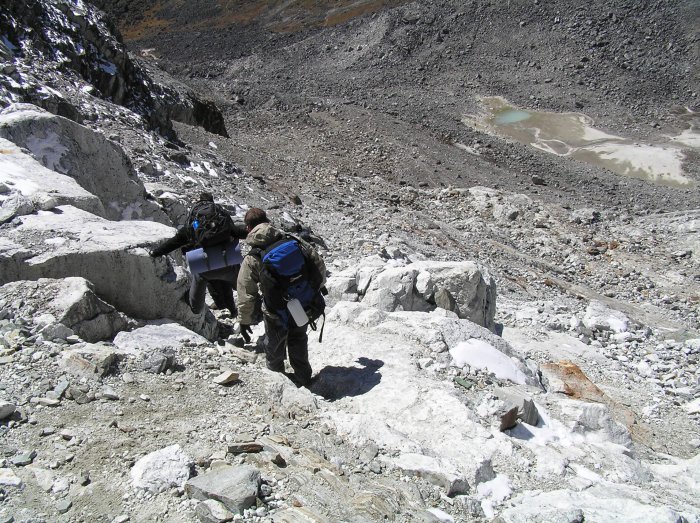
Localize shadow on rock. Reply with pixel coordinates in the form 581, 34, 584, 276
312, 357, 383, 401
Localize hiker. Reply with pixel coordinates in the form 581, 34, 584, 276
237, 208, 327, 387
150, 192, 248, 316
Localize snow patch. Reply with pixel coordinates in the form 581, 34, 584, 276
450, 339, 528, 384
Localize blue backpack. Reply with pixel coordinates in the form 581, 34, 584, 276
256, 237, 326, 336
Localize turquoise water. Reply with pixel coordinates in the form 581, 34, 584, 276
493, 110, 532, 124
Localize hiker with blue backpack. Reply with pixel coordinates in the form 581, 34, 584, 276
150, 192, 248, 317
237, 208, 327, 388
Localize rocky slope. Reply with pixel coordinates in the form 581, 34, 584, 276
0, 1, 699, 522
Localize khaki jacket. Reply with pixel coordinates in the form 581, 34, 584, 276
236, 223, 326, 325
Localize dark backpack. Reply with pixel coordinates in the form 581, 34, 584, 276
187, 201, 233, 248
255, 236, 326, 336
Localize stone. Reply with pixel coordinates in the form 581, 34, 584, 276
392, 453, 494, 495
227, 442, 263, 455
185, 465, 260, 514
101, 386, 119, 400
60, 344, 123, 379
0, 468, 22, 487
141, 350, 176, 374
0, 401, 15, 420
131, 444, 192, 493
494, 387, 540, 426
683, 398, 700, 415
213, 370, 240, 385
55, 499, 72, 514
499, 405, 520, 431
195, 499, 235, 523
12, 450, 36, 467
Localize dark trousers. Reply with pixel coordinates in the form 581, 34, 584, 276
190, 265, 239, 315
263, 313, 311, 385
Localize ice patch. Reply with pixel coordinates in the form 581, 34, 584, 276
450, 339, 528, 384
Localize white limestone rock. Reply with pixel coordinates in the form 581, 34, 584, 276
0, 137, 104, 222
131, 444, 192, 493
583, 300, 631, 334
0, 468, 22, 487
0, 104, 167, 222
0, 205, 216, 339
0, 277, 127, 342
390, 452, 494, 495
361, 261, 497, 331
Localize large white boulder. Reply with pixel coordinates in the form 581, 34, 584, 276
0, 277, 127, 342
131, 445, 192, 493
338, 260, 497, 331
0, 204, 216, 339
0, 104, 167, 222
0, 137, 104, 222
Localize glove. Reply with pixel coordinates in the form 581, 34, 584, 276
149, 250, 160, 258
240, 324, 252, 344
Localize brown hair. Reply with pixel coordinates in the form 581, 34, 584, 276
244, 208, 269, 229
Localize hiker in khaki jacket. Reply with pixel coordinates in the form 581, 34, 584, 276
237, 208, 326, 387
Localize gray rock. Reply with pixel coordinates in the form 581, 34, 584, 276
12, 450, 36, 467
55, 499, 72, 514
494, 387, 540, 426
195, 499, 235, 523
61, 344, 122, 379
185, 465, 260, 514
0, 401, 15, 420
141, 349, 176, 374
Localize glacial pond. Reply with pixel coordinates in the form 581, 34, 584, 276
463, 97, 699, 188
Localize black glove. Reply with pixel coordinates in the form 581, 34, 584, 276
240, 324, 252, 344
149, 250, 160, 258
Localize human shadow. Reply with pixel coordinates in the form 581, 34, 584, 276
311, 357, 383, 401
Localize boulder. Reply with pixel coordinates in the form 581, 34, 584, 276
0, 104, 167, 222
60, 343, 123, 379
0, 277, 127, 342
131, 444, 192, 493
360, 261, 497, 331
494, 386, 541, 427
390, 452, 494, 495
0, 400, 16, 420
195, 499, 235, 523
583, 300, 631, 334
0, 136, 104, 222
0, 204, 216, 339
185, 465, 260, 514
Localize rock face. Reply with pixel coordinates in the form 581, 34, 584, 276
0, 105, 167, 222
1, 278, 128, 342
329, 260, 497, 331
0, 137, 104, 221
0, 0, 228, 137
0, 205, 216, 339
